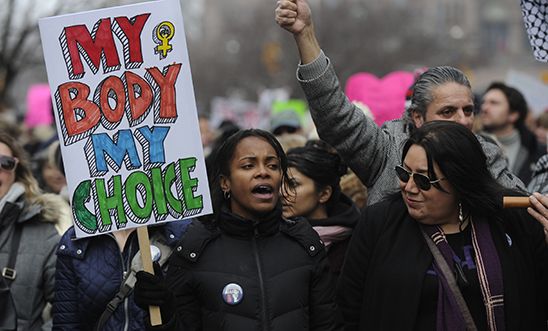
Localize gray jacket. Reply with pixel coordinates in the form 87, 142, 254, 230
0, 196, 60, 331
297, 51, 526, 205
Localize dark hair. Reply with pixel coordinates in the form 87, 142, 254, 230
401, 121, 518, 218
406, 66, 472, 127
485, 82, 528, 129
209, 129, 290, 216
286, 140, 347, 213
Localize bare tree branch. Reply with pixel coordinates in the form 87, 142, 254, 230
1, 0, 15, 59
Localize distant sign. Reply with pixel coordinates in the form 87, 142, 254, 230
39, 0, 212, 238
506, 70, 548, 116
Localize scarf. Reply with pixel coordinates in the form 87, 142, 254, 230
312, 225, 352, 249
421, 217, 505, 331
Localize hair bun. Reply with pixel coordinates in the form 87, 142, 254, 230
337, 163, 348, 177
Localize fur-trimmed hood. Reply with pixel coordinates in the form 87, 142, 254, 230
12, 193, 73, 236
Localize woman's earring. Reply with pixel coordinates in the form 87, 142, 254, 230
223, 190, 231, 200
458, 202, 465, 231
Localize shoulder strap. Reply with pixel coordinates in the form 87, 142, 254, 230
420, 228, 478, 331
2, 224, 22, 286
94, 231, 173, 331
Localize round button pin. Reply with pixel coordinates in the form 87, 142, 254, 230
222, 283, 244, 305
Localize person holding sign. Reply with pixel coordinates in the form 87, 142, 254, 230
134, 129, 342, 331
338, 121, 548, 330
52, 221, 190, 331
274, 0, 526, 206
0, 133, 69, 331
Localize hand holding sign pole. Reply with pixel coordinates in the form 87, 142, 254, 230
39, 0, 212, 327
137, 226, 162, 325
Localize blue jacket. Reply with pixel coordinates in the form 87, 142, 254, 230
52, 221, 190, 331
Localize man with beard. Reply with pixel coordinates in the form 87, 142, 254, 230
480, 82, 545, 185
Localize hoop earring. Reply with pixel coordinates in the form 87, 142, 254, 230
458, 202, 465, 232
223, 190, 231, 200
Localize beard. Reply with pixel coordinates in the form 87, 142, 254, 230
481, 121, 511, 134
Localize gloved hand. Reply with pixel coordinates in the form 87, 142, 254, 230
134, 262, 175, 322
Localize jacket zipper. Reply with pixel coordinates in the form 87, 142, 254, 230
252, 226, 268, 331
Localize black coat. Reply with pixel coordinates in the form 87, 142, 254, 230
151, 206, 342, 331
308, 194, 360, 278
337, 196, 548, 331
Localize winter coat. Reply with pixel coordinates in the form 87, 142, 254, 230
528, 154, 548, 194
0, 194, 65, 331
515, 128, 545, 185
296, 50, 527, 205
337, 196, 548, 330
148, 205, 342, 331
307, 194, 360, 278
52, 221, 190, 331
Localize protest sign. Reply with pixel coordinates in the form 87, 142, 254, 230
345, 71, 414, 126
39, 0, 212, 239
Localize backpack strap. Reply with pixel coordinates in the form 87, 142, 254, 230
2, 223, 22, 286
94, 230, 173, 331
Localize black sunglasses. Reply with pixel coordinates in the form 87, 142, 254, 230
0, 155, 18, 172
395, 165, 445, 191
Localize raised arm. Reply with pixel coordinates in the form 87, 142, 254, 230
275, 0, 320, 64
275, 0, 398, 195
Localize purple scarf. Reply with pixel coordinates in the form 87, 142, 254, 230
421, 217, 505, 331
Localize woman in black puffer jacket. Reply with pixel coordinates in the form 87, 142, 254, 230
134, 129, 342, 331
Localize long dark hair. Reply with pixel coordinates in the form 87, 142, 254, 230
401, 121, 520, 218
286, 140, 347, 214
208, 129, 290, 217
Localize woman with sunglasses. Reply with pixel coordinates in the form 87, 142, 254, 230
133, 129, 341, 331
337, 121, 548, 330
283, 140, 360, 278
0, 133, 71, 330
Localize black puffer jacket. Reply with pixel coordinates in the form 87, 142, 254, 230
150, 205, 342, 331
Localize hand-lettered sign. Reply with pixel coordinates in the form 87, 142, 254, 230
39, 0, 212, 238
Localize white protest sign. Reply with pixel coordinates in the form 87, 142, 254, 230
39, 0, 212, 238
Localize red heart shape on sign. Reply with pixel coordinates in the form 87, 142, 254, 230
345, 71, 415, 126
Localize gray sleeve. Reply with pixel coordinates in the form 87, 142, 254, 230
478, 135, 527, 192
42, 231, 59, 304
527, 154, 548, 194
296, 51, 394, 188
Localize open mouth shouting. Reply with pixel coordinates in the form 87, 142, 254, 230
252, 184, 274, 200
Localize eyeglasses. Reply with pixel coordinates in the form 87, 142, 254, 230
0, 155, 18, 172
395, 165, 445, 191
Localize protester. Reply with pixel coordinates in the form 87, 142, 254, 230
275, 0, 526, 205
198, 114, 215, 157
0, 133, 69, 330
528, 154, 548, 194
337, 121, 548, 330
284, 140, 360, 277
134, 129, 341, 331
52, 221, 190, 331
480, 82, 545, 185
271, 109, 303, 137
50, 135, 191, 331
340, 170, 368, 209
529, 191, 548, 244
275, 131, 307, 152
